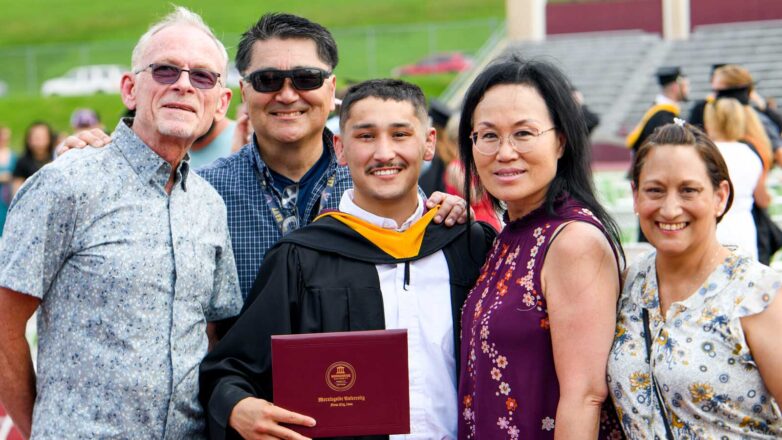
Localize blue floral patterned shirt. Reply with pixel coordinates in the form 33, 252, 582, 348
608, 250, 782, 439
0, 119, 242, 439
196, 130, 352, 298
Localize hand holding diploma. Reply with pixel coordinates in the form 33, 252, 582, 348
230, 397, 316, 440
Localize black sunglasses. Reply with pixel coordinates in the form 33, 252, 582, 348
137, 63, 221, 89
243, 68, 331, 93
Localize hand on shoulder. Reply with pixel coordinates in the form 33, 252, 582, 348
426, 191, 470, 226
55, 129, 111, 157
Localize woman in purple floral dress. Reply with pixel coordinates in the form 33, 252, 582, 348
456, 57, 625, 439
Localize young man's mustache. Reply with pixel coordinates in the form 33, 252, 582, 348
365, 162, 407, 174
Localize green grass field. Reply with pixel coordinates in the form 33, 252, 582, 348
0, 0, 505, 46
0, 0, 506, 147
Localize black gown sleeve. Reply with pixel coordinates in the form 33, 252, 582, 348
199, 242, 303, 440
632, 110, 676, 152
688, 100, 707, 129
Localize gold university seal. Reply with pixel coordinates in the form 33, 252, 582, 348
325, 361, 356, 392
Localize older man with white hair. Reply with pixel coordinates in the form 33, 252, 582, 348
0, 6, 241, 439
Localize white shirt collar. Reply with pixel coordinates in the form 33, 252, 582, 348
654, 94, 679, 107
338, 189, 424, 232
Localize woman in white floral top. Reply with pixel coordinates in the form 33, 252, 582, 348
608, 121, 782, 439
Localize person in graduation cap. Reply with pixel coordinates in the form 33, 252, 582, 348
199, 78, 496, 440
626, 66, 690, 154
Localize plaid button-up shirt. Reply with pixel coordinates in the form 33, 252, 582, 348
197, 129, 353, 299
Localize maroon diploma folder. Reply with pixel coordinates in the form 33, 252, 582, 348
271, 329, 410, 438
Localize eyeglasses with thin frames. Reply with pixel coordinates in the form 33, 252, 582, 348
471, 126, 557, 156
135, 63, 222, 89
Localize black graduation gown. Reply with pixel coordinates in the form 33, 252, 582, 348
628, 108, 678, 153
688, 99, 708, 129
199, 217, 495, 440
581, 104, 600, 134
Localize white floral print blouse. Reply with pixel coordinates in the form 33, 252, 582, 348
608, 250, 781, 439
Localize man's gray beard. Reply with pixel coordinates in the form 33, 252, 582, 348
157, 122, 198, 140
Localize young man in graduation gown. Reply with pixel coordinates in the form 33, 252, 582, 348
199, 79, 495, 440
625, 66, 689, 153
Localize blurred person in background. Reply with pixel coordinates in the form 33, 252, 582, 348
443, 112, 502, 231
708, 66, 782, 263
572, 87, 600, 135
12, 121, 55, 196
231, 102, 253, 153
0, 126, 17, 234
705, 99, 765, 259
419, 99, 453, 196
767, 96, 778, 111
753, 88, 782, 146
609, 122, 782, 439
626, 67, 689, 154
457, 57, 624, 439
189, 116, 237, 168
713, 72, 782, 264
711, 64, 782, 168
325, 84, 350, 135
70, 108, 104, 134
687, 63, 724, 129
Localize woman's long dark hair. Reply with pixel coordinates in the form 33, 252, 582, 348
459, 56, 624, 263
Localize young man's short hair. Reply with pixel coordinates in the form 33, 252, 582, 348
339, 79, 429, 131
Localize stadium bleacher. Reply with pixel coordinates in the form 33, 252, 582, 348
623, 19, 782, 139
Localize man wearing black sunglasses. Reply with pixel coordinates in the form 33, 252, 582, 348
0, 7, 241, 439
193, 13, 350, 302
